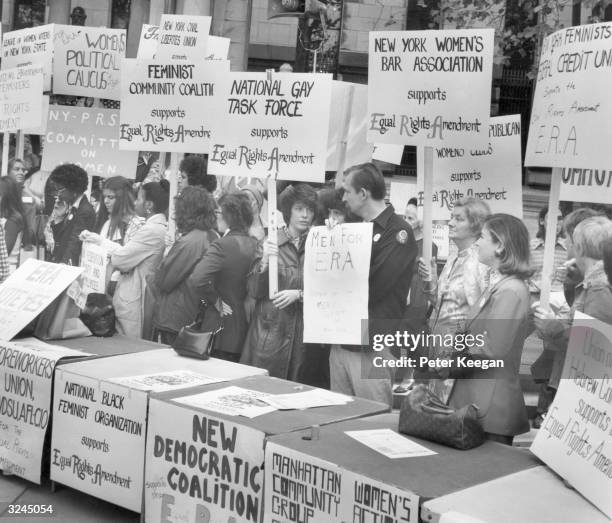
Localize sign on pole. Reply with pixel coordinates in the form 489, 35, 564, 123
41, 106, 138, 178
367, 29, 494, 147
526, 22, 612, 169
137, 24, 159, 60
304, 223, 373, 344
0, 66, 44, 132
67, 243, 108, 308
208, 72, 333, 182
156, 15, 211, 61
1, 25, 54, 91
119, 59, 229, 153
52, 25, 126, 100
531, 312, 612, 519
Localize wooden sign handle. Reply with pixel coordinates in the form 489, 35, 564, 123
267, 176, 279, 298
421, 146, 434, 266
334, 85, 355, 189
539, 167, 562, 310
1, 133, 9, 176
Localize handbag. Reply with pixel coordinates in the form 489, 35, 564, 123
172, 300, 224, 359
79, 293, 116, 337
34, 291, 92, 340
398, 384, 485, 450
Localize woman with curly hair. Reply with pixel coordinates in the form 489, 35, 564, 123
176, 155, 217, 194
150, 186, 219, 344
186, 192, 258, 361
241, 183, 317, 381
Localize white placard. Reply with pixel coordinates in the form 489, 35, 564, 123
526, 23, 612, 169
67, 242, 108, 308
345, 429, 437, 459
1, 25, 54, 91
303, 223, 373, 344
119, 59, 229, 153
0, 66, 44, 132
23, 95, 49, 135
109, 370, 223, 392
208, 72, 333, 182
0, 339, 86, 483
373, 143, 404, 164
204, 35, 230, 60
265, 442, 420, 523
559, 166, 612, 205
137, 24, 158, 60
430, 114, 523, 220
156, 14, 211, 61
175, 386, 277, 418
531, 312, 612, 519
0, 259, 82, 341
368, 29, 494, 146
52, 25, 126, 100
326, 82, 374, 170
145, 398, 264, 522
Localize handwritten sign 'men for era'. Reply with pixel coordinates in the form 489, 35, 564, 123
304, 223, 373, 345
526, 22, 612, 170
120, 59, 229, 153
53, 25, 126, 100
368, 29, 493, 147
531, 312, 612, 519
42, 107, 138, 177
208, 72, 332, 182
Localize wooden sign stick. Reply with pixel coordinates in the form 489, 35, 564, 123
267, 175, 279, 299
334, 84, 355, 189
168, 152, 180, 241
539, 168, 562, 310
421, 146, 434, 266
1, 133, 10, 176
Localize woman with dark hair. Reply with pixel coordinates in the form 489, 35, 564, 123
150, 186, 219, 344
241, 184, 317, 381
186, 192, 258, 360
241, 184, 266, 241
447, 213, 534, 444
0, 177, 27, 259
177, 155, 217, 194
84, 180, 169, 337
7, 158, 41, 249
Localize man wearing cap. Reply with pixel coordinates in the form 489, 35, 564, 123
329, 162, 416, 406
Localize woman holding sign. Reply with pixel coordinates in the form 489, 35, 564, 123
241, 184, 317, 382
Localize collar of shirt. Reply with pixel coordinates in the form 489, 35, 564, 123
370, 204, 395, 231
531, 236, 567, 250
583, 260, 608, 289
72, 193, 84, 211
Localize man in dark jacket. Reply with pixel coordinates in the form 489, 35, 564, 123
330, 162, 417, 406
48, 164, 96, 266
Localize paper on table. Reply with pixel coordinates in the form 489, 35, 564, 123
263, 389, 353, 410
175, 386, 277, 418
439, 512, 489, 523
345, 429, 437, 459
109, 370, 224, 392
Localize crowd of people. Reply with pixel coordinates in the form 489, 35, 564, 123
2, 154, 612, 446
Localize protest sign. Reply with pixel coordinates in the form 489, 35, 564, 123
137, 24, 158, 60
119, 59, 229, 153
367, 29, 493, 146
1, 25, 54, 91
264, 442, 419, 523
0, 339, 86, 483
0, 66, 44, 132
23, 94, 49, 135
526, 22, 612, 170
144, 397, 264, 522
0, 259, 82, 341
208, 72, 333, 182
373, 143, 404, 164
204, 36, 230, 60
531, 312, 612, 519
326, 82, 374, 170
156, 14, 211, 61
303, 223, 373, 344
67, 243, 108, 308
560, 164, 612, 204
41, 106, 137, 177
429, 114, 523, 220
52, 25, 126, 100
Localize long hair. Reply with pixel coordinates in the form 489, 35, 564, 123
175, 186, 217, 234
485, 213, 533, 280
0, 177, 26, 222
102, 176, 136, 239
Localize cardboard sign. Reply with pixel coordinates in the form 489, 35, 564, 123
67, 243, 108, 308
531, 312, 612, 519
304, 223, 373, 344
0, 339, 86, 483
137, 24, 159, 60
156, 14, 211, 61
204, 36, 230, 60
0, 66, 44, 132
144, 398, 264, 522
526, 22, 612, 169
559, 166, 612, 205
326, 82, 374, 170
373, 143, 404, 165
119, 59, 229, 153
265, 442, 419, 523
208, 72, 333, 182
52, 25, 126, 100
429, 114, 523, 219
367, 29, 493, 146
0, 259, 82, 341
41, 106, 138, 177
1, 25, 54, 91
23, 94, 49, 135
